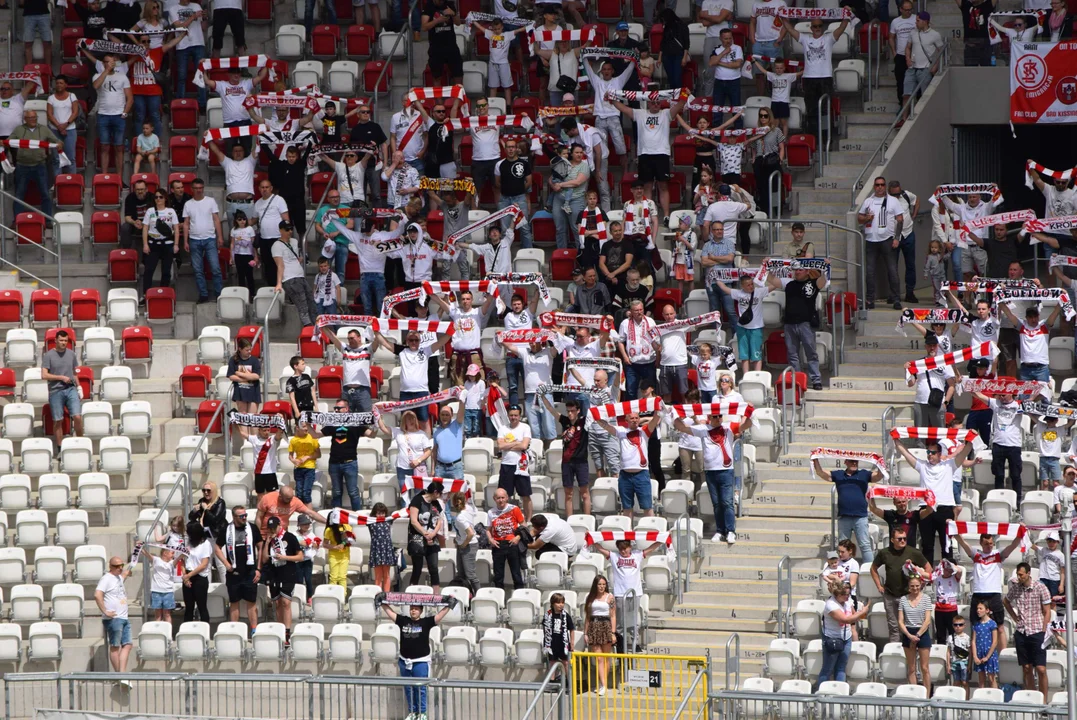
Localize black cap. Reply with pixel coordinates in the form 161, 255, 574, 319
718, 184, 732, 196
278, 220, 293, 231
267, 516, 281, 529
924, 332, 939, 346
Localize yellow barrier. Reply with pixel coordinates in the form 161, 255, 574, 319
570, 651, 708, 720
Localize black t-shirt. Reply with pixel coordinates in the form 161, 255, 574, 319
285, 373, 315, 411
350, 120, 389, 147
497, 158, 531, 197
24, 0, 49, 15
883, 509, 920, 547
216, 523, 263, 572
124, 193, 151, 225
74, 3, 110, 38
321, 112, 345, 144
424, 1, 459, 50
408, 494, 443, 540
615, 284, 650, 309
608, 37, 645, 90
600, 240, 631, 278
170, 192, 192, 223
960, 0, 993, 39
396, 614, 437, 659
985, 235, 1019, 279
782, 278, 820, 325
559, 414, 588, 463
267, 531, 302, 583
426, 121, 455, 165
328, 425, 363, 464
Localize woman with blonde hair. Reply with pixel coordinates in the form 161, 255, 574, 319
585, 575, 616, 696
379, 410, 433, 502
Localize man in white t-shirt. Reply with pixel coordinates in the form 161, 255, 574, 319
205, 66, 267, 150
92, 55, 133, 175
169, 0, 208, 108
506, 341, 556, 444
954, 530, 1023, 646
95, 555, 134, 675
675, 411, 752, 543
251, 177, 291, 283
527, 512, 579, 557
782, 15, 848, 135
208, 139, 258, 224
594, 410, 662, 519
0, 80, 33, 139
998, 303, 1060, 385
904, 332, 955, 428
389, 98, 432, 172
430, 289, 494, 385
702, 183, 752, 246
887, 180, 921, 304
700, 0, 734, 96
894, 438, 973, 562
497, 405, 535, 519
941, 191, 1001, 279
182, 178, 225, 303
591, 537, 666, 651
889, 1, 917, 105
858, 175, 906, 309
971, 388, 1028, 505
710, 28, 745, 129
272, 221, 317, 327
617, 300, 658, 401
610, 94, 688, 226
748, 0, 787, 94
1029, 163, 1077, 251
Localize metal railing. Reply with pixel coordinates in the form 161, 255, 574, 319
622, 586, 641, 653
775, 555, 792, 638
864, 20, 883, 102
670, 668, 709, 720
777, 366, 795, 454
371, 29, 411, 111
815, 93, 832, 179
674, 511, 691, 604
829, 484, 838, 551
881, 404, 898, 474
849, 41, 952, 206
519, 663, 568, 720
767, 169, 781, 247
0, 185, 64, 296
723, 632, 740, 691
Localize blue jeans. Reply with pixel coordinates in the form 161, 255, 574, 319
333, 241, 349, 278
526, 392, 557, 441
436, 459, 463, 479
297, 560, 313, 597
950, 246, 963, 282
707, 282, 739, 333
399, 659, 429, 713
897, 231, 917, 297
317, 300, 338, 322
705, 469, 736, 536
624, 362, 656, 402
49, 385, 82, 422
1020, 363, 1050, 382
176, 45, 208, 108
838, 515, 874, 564
103, 617, 132, 647
464, 409, 482, 438
360, 272, 386, 317
329, 460, 361, 510
189, 236, 223, 298
343, 385, 372, 413
293, 466, 316, 504
817, 636, 851, 684
663, 53, 684, 91
304, 0, 337, 35
618, 468, 653, 511
97, 114, 126, 146
499, 195, 533, 248
505, 356, 525, 406
713, 79, 743, 129
14, 163, 52, 218
552, 192, 586, 249
51, 126, 77, 175
133, 94, 163, 141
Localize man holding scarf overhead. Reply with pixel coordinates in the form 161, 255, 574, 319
892, 437, 974, 563
593, 403, 664, 520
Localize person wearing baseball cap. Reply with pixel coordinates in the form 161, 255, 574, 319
905, 331, 955, 429
272, 218, 318, 327
608, 20, 647, 91
1031, 530, 1064, 600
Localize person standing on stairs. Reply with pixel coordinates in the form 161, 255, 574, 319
814, 457, 883, 563
764, 264, 827, 391
871, 527, 933, 643
889, 180, 920, 304
893, 438, 973, 563
902, 13, 945, 123
904, 332, 955, 427
781, 14, 848, 137
889, 1, 917, 108
857, 176, 905, 310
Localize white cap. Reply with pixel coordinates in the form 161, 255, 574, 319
1044, 530, 1061, 542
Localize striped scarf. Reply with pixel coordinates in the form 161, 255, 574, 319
540, 312, 614, 331
375, 386, 465, 414
329, 508, 409, 524
867, 486, 937, 508
419, 177, 477, 195
0, 140, 71, 174
957, 378, 1048, 398
369, 318, 455, 334
1026, 159, 1076, 187
443, 114, 535, 138
811, 448, 890, 482
578, 208, 608, 249
497, 328, 555, 344
406, 85, 470, 116
906, 341, 998, 375
947, 520, 1029, 539
421, 280, 504, 313
649, 310, 724, 338
485, 271, 550, 304
589, 397, 663, 422
690, 127, 772, 142
381, 287, 427, 319
670, 401, 754, 418
928, 183, 1003, 206
1022, 215, 1077, 239
995, 286, 1076, 320
583, 530, 672, 547
193, 54, 281, 88
405, 475, 472, 499
889, 427, 980, 443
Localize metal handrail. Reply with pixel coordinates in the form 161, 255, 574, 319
864, 20, 880, 102
815, 93, 831, 179
767, 170, 781, 248
0, 183, 64, 295
669, 668, 708, 720
260, 289, 284, 388
829, 485, 838, 550
372, 30, 409, 109
881, 405, 897, 474
674, 511, 691, 604
849, 41, 951, 206
1061, 504, 1076, 720
777, 366, 794, 453
775, 555, 792, 637
723, 632, 740, 691
519, 663, 566, 720
623, 587, 641, 653
0, 253, 59, 291
709, 687, 1070, 716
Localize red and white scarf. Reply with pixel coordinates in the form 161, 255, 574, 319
867, 486, 937, 508
406, 85, 470, 115
375, 386, 465, 414
1022, 215, 1077, 238
811, 448, 890, 481
584, 530, 672, 547
0, 72, 42, 92
953, 209, 1037, 246
589, 397, 663, 422
539, 312, 614, 332
947, 520, 1029, 540
944, 278, 1038, 293
539, 104, 595, 118
1025, 159, 1076, 187
689, 127, 772, 142
442, 205, 525, 260
193, 55, 281, 88
77, 38, 154, 68
684, 97, 745, 114
989, 11, 1048, 42
578, 208, 608, 249
623, 201, 653, 243
606, 87, 691, 105
889, 427, 980, 443
622, 315, 658, 361
244, 91, 320, 111
1049, 254, 1077, 270
956, 377, 1048, 398
670, 401, 754, 418
649, 310, 724, 338
994, 286, 1076, 320
774, 6, 856, 26
928, 183, 1003, 206
381, 287, 427, 319
485, 271, 550, 304
496, 328, 556, 344
369, 318, 455, 334
444, 114, 535, 135
528, 27, 595, 51
200, 124, 269, 152
329, 508, 409, 525
0, 140, 71, 174
422, 280, 504, 313
405, 475, 472, 500
906, 341, 998, 375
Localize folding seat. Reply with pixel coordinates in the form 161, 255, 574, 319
1020, 490, 1055, 526
310, 24, 341, 58
590, 477, 620, 515
77, 327, 113, 367
37, 474, 72, 510
72, 545, 106, 585
642, 555, 672, 594
660, 479, 694, 519
514, 628, 546, 668
534, 551, 568, 590
105, 288, 139, 326
213, 621, 250, 662
327, 60, 359, 96
26, 621, 62, 662
442, 625, 477, 667
97, 437, 131, 477
312, 584, 346, 622
170, 98, 199, 133
175, 621, 211, 663
478, 627, 514, 669
75, 473, 110, 522
370, 622, 401, 666
362, 60, 390, 92
0, 290, 24, 326
346, 25, 375, 56
513, 248, 544, 275
802, 639, 824, 679
16, 213, 46, 250
196, 400, 223, 435
0, 474, 33, 510
50, 583, 84, 635
54, 509, 88, 547
155, 472, 188, 508
846, 641, 877, 682
316, 365, 343, 399
348, 585, 383, 631
463, 437, 495, 476
120, 326, 153, 365
15, 510, 49, 547
29, 289, 62, 327
10, 584, 45, 623
33, 546, 68, 585
142, 287, 175, 322
198, 325, 232, 364
216, 287, 249, 323
57, 437, 92, 476
20, 439, 54, 476
137, 621, 174, 661
471, 587, 506, 628
91, 173, 122, 209
180, 365, 214, 403
290, 622, 325, 662
54, 172, 85, 209
322, 622, 362, 666
506, 588, 541, 629
100, 365, 133, 403
793, 598, 825, 639
983, 489, 1017, 523
764, 638, 801, 681
0, 623, 22, 661
879, 641, 909, 684
737, 677, 774, 719
890, 684, 928, 720
254, 287, 282, 322
4, 332, 37, 369
0, 439, 11, 474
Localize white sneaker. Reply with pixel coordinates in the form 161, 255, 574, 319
597, 687, 606, 696
711, 532, 725, 543
404, 714, 415, 720
726, 533, 737, 545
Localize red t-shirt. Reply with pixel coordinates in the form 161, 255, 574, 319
970, 373, 995, 411
131, 48, 164, 96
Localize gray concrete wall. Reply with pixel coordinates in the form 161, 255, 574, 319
949, 66, 1012, 125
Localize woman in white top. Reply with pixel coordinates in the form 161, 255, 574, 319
541, 40, 581, 108
134, 1, 167, 48
323, 150, 368, 206
450, 491, 479, 592
585, 575, 616, 695
818, 579, 869, 684
46, 77, 79, 173
181, 521, 214, 623
142, 189, 181, 297
380, 410, 433, 498
989, 14, 1040, 43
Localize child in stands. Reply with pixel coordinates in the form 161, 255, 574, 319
366, 502, 394, 593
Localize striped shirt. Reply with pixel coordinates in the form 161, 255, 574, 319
899, 594, 931, 628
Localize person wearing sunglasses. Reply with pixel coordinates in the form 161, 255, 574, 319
893, 433, 973, 564
871, 528, 933, 643
347, 101, 390, 202
781, 13, 849, 136
95, 556, 135, 678
857, 175, 906, 309
141, 189, 180, 300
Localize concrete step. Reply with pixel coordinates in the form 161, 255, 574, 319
734, 516, 832, 531
793, 188, 857, 205
842, 348, 933, 364
860, 101, 902, 115
697, 538, 824, 557
822, 163, 867, 180
844, 112, 901, 125
812, 176, 857, 190
804, 399, 914, 415
804, 387, 914, 404
825, 150, 879, 167
852, 335, 970, 351
649, 614, 779, 633
801, 415, 889, 433
741, 502, 834, 520
847, 124, 892, 140
687, 577, 818, 595
670, 600, 777, 621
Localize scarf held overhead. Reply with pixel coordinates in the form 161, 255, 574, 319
589, 397, 663, 422
583, 531, 673, 547
540, 312, 614, 331
421, 280, 504, 313
1022, 215, 1077, 238
299, 411, 378, 426
928, 183, 1003, 206
669, 401, 754, 418
867, 486, 937, 508
375, 386, 465, 414
1026, 159, 1077, 187
995, 287, 1076, 321
1020, 401, 1077, 418
895, 307, 969, 333
889, 427, 980, 443
497, 328, 556, 344
649, 310, 724, 338
809, 448, 890, 481
77, 39, 152, 68
906, 341, 999, 375
957, 377, 1049, 397
381, 287, 427, 319
485, 271, 550, 304
193, 55, 282, 88
228, 411, 287, 429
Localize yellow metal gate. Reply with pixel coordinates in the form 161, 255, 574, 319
570, 652, 708, 720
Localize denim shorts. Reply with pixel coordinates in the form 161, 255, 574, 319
49, 385, 82, 422
951, 662, 968, 682
618, 468, 653, 510
1040, 456, 1062, 482
736, 327, 764, 362
751, 41, 782, 70
23, 14, 53, 42
103, 617, 132, 647
98, 114, 127, 146
150, 591, 176, 610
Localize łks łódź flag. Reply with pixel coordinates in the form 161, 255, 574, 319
1010, 41, 1077, 124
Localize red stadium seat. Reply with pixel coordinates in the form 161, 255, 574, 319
668, 171, 687, 206
532, 214, 555, 245
529, 172, 543, 205
129, 173, 159, 194
197, 400, 224, 434
61, 27, 83, 60
652, 288, 682, 318
74, 135, 87, 169
180, 365, 213, 400
93, 212, 121, 251
595, 0, 623, 21
363, 61, 390, 92
649, 24, 663, 54
261, 400, 293, 420
347, 25, 376, 57
459, 136, 473, 167
43, 405, 72, 438
311, 24, 341, 58
24, 63, 50, 91
236, 325, 263, 358
15, 213, 45, 245
106, 250, 137, 285
345, 252, 360, 282
0, 290, 23, 324
731, 22, 748, 49
552, 249, 578, 281
607, 134, 633, 169
30, 289, 62, 325
121, 326, 154, 363
672, 135, 696, 167
620, 173, 640, 203
775, 371, 808, 407
827, 292, 857, 326
54, 174, 85, 209
170, 99, 199, 133
169, 136, 198, 170
317, 365, 344, 399
334, 0, 351, 20
298, 326, 327, 359
369, 365, 383, 398
764, 330, 788, 365
247, 0, 274, 22
44, 327, 76, 351
168, 172, 197, 194
310, 172, 336, 204
786, 134, 816, 170
511, 97, 539, 120
92, 174, 122, 208
0, 367, 15, 398
145, 287, 176, 322
859, 21, 889, 52
75, 366, 93, 400
68, 289, 101, 324
60, 62, 90, 90
426, 210, 444, 241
